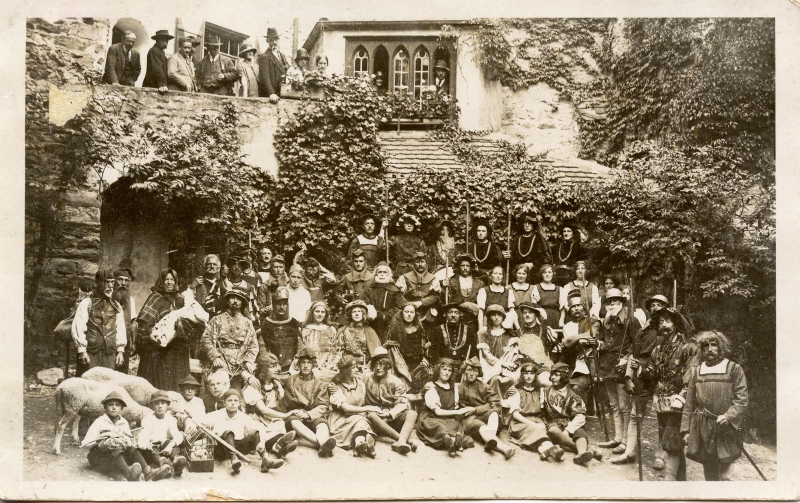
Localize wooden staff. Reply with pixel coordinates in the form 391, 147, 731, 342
505, 209, 511, 286
465, 201, 470, 252
629, 275, 643, 482
673, 278, 677, 308
385, 187, 390, 264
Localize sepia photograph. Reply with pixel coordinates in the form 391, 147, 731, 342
2, 0, 798, 500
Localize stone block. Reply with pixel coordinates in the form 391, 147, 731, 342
37, 367, 64, 386
49, 258, 77, 275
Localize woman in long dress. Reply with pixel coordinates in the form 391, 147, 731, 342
327, 354, 379, 457
385, 303, 430, 394
416, 358, 475, 457
135, 268, 195, 391
510, 264, 536, 323
476, 266, 515, 332
532, 265, 562, 331
297, 301, 342, 381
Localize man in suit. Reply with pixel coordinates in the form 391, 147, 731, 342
102, 31, 141, 86
258, 28, 289, 103
168, 36, 197, 92
434, 60, 449, 95
195, 36, 237, 96
143, 30, 173, 92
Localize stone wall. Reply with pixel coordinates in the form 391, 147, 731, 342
25, 17, 300, 372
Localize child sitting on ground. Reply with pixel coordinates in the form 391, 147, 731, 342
137, 391, 186, 479
201, 388, 274, 474
540, 362, 596, 466
81, 391, 148, 481
172, 375, 206, 431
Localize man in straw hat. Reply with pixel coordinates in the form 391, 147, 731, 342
102, 30, 141, 86
433, 60, 450, 95
458, 356, 516, 459
199, 286, 260, 392
628, 308, 698, 479
259, 27, 290, 102
348, 212, 386, 271
143, 29, 174, 92
364, 347, 419, 455
235, 43, 260, 97
195, 35, 237, 95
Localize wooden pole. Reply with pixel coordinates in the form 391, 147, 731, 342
292, 18, 299, 60
505, 209, 511, 286
465, 201, 470, 252
673, 278, 678, 308
385, 187, 390, 263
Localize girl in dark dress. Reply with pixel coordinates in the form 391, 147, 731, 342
416, 358, 476, 457
135, 268, 195, 391
385, 303, 430, 394
553, 222, 586, 287
532, 264, 562, 331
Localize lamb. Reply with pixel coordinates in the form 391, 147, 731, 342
52, 378, 153, 455
81, 367, 157, 406
150, 287, 209, 348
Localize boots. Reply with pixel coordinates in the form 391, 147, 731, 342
273, 431, 299, 458
573, 450, 594, 466
460, 435, 475, 450
479, 429, 497, 452
317, 437, 337, 458
231, 454, 242, 474
390, 442, 411, 455
445, 434, 459, 457
172, 455, 188, 477
495, 440, 516, 460
145, 464, 172, 481
119, 458, 143, 481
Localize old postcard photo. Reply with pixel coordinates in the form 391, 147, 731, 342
1, 0, 798, 500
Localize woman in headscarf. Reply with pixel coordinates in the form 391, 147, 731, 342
385, 303, 430, 394
135, 268, 195, 391
297, 301, 342, 381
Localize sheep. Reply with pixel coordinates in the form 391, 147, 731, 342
52, 378, 153, 455
150, 287, 209, 348
81, 367, 157, 406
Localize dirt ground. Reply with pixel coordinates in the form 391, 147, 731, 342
23, 380, 777, 498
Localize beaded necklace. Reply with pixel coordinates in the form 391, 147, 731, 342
517, 234, 535, 258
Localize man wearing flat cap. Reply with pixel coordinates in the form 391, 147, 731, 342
112, 267, 138, 374
143, 29, 174, 92
199, 286, 260, 392
235, 43, 260, 97
259, 27, 290, 102
195, 35, 237, 95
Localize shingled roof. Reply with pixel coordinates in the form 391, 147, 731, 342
378, 131, 611, 184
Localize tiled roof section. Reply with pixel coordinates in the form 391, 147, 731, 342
378, 131, 610, 184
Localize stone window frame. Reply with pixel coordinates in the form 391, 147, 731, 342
412, 44, 431, 101
393, 45, 410, 93
343, 36, 456, 98
353, 46, 370, 78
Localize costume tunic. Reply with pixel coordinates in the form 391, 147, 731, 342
259, 317, 301, 371
553, 241, 586, 286
348, 235, 386, 270
598, 312, 639, 381
681, 359, 748, 464
429, 322, 478, 363
365, 372, 410, 430
457, 379, 500, 436
280, 373, 330, 429
199, 311, 259, 382
470, 240, 503, 277
328, 377, 376, 447
417, 381, 463, 448
391, 234, 427, 275
512, 234, 551, 273
338, 324, 381, 360
298, 324, 342, 376
506, 385, 549, 448
532, 283, 562, 330
541, 385, 588, 438
559, 280, 600, 320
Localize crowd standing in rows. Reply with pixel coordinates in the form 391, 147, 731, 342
71, 211, 749, 481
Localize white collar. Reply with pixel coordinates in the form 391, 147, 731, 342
700, 358, 729, 375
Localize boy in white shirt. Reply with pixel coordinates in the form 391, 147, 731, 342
138, 391, 187, 478
201, 388, 277, 474
81, 391, 147, 481
173, 374, 206, 431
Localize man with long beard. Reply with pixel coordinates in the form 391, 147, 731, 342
71, 269, 127, 376
363, 262, 404, 342
634, 308, 698, 480
112, 268, 137, 374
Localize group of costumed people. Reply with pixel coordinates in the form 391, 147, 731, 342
70, 212, 749, 481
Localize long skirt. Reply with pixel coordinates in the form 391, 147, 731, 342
250, 414, 287, 444
417, 409, 463, 449
508, 416, 549, 449
138, 338, 190, 392
328, 411, 375, 448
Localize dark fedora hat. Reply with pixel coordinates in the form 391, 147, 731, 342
151, 30, 174, 41
204, 35, 223, 46
434, 60, 450, 72
266, 27, 280, 39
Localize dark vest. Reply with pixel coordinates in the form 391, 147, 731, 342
86, 298, 119, 354
261, 318, 301, 370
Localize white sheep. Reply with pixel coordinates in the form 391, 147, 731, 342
52, 378, 153, 455
150, 287, 209, 348
82, 367, 157, 406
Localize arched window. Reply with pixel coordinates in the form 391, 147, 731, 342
413, 47, 430, 101
353, 47, 369, 78
393, 48, 410, 93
